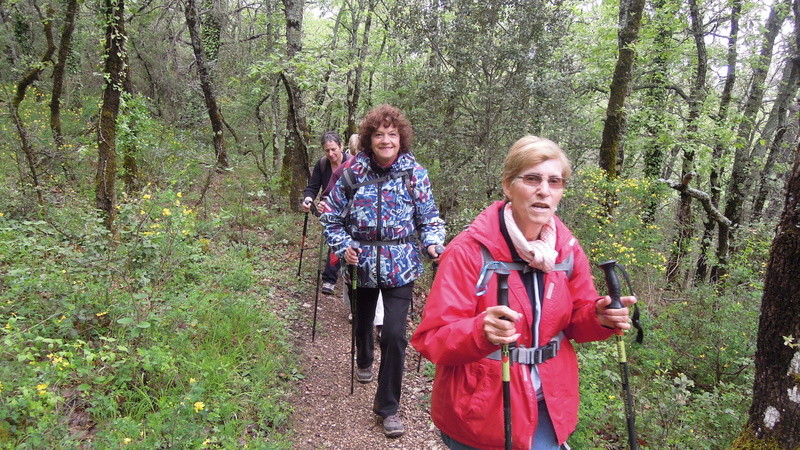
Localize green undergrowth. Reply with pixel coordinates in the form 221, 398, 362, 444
0, 189, 297, 448
572, 284, 757, 449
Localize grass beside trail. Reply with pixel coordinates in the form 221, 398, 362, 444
0, 189, 303, 448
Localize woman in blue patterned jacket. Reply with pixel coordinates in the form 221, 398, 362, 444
320, 104, 446, 438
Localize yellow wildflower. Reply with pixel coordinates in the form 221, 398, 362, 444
177, 192, 183, 198
189, 378, 196, 384
96, 311, 108, 317
162, 208, 172, 216
194, 401, 205, 413
123, 438, 132, 445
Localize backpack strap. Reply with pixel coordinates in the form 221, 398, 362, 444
339, 166, 416, 221
475, 243, 574, 296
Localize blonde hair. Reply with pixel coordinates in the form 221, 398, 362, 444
348, 133, 360, 155
501, 136, 572, 194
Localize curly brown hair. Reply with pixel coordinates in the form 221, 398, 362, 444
358, 104, 414, 156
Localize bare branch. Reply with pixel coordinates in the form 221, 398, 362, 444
658, 177, 732, 227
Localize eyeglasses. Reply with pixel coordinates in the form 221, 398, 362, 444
515, 173, 566, 189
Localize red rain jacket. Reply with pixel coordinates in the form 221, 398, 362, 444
411, 201, 614, 449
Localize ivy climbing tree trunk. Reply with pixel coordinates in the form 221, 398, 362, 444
184, 0, 228, 169
96, 0, 127, 231
281, 0, 311, 210
598, 0, 645, 179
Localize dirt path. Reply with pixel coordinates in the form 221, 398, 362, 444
285, 235, 446, 449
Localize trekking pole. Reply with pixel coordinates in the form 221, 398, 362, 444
348, 241, 361, 395
297, 200, 319, 278
311, 228, 327, 342
599, 260, 638, 450
416, 244, 445, 373
296, 210, 309, 279
495, 267, 513, 450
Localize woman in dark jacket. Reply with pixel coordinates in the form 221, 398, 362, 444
301, 131, 349, 294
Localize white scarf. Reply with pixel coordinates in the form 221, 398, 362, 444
503, 203, 557, 272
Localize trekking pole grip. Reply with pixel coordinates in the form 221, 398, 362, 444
599, 260, 623, 310
496, 268, 510, 307
349, 242, 360, 280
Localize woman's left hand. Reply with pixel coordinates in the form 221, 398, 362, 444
595, 296, 637, 330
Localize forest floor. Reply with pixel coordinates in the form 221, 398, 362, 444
275, 231, 447, 449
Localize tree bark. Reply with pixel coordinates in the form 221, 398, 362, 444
280, 0, 311, 210
733, 102, 800, 450
598, 0, 646, 178
120, 57, 141, 195
96, 0, 127, 231
184, 0, 228, 169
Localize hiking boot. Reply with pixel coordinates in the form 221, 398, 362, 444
321, 282, 335, 295
381, 414, 404, 438
356, 365, 373, 384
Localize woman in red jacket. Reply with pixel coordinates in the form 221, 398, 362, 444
411, 136, 635, 449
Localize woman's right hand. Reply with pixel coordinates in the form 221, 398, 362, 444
344, 245, 361, 265
483, 306, 522, 345
300, 197, 313, 213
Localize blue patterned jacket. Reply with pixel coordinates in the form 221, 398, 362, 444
320, 152, 446, 288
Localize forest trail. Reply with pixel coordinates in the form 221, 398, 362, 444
281, 230, 446, 449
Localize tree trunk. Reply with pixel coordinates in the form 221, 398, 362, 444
598, 0, 646, 178
346, 0, 377, 137
10, 0, 56, 206
717, 0, 790, 278
49, 0, 79, 180
697, 0, 741, 284
184, 0, 228, 169
751, 57, 799, 221
96, 0, 126, 231
280, 0, 311, 210
121, 59, 141, 195
665, 0, 708, 289
732, 110, 800, 450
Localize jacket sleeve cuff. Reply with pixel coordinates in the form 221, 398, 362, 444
471, 311, 498, 354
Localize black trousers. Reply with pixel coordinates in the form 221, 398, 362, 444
322, 248, 340, 284
352, 282, 413, 418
